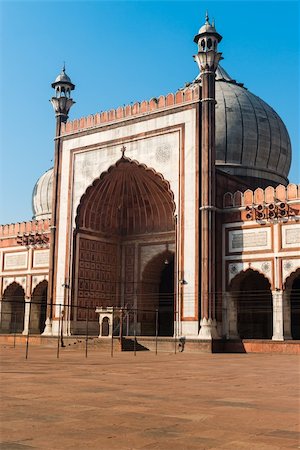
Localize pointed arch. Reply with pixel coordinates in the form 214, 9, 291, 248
229, 269, 273, 339
71, 156, 176, 334
75, 156, 176, 236
1, 282, 25, 333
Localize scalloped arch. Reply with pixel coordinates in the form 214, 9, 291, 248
229, 268, 271, 291
3, 281, 25, 298
284, 267, 300, 290
75, 157, 176, 236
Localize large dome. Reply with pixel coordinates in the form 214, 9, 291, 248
194, 66, 292, 187
32, 168, 53, 220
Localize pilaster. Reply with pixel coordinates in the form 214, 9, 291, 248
272, 290, 284, 341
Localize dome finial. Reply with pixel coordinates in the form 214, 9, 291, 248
121, 145, 126, 158
63, 61, 66, 72
205, 10, 209, 24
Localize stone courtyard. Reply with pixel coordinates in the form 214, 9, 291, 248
0, 346, 299, 449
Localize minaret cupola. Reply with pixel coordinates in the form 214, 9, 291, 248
50, 65, 75, 123
194, 12, 222, 71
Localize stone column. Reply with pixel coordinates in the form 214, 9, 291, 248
22, 297, 31, 335
272, 290, 284, 341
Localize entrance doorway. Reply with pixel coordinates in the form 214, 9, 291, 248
141, 250, 175, 336
231, 269, 273, 339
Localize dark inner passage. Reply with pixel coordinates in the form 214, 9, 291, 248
291, 276, 300, 340
237, 271, 272, 339
39, 287, 47, 334
158, 257, 174, 336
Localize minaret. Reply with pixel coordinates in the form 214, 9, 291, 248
194, 13, 222, 339
43, 67, 75, 335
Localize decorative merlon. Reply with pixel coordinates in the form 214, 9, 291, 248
61, 85, 200, 135
223, 184, 300, 209
0, 219, 51, 238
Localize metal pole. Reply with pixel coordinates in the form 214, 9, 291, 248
174, 308, 177, 355
120, 307, 123, 352
126, 307, 129, 336
25, 301, 32, 360
57, 304, 61, 359
60, 309, 65, 348
155, 308, 158, 355
111, 307, 114, 358
85, 307, 89, 358
13, 312, 17, 349
133, 308, 137, 356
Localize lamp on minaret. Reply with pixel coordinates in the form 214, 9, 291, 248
194, 13, 222, 339
43, 66, 75, 336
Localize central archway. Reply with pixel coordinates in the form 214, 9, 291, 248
73, 156, 176, 334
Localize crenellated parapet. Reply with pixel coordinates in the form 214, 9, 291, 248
223, 184, 300, 209
61, 85, 200, 135
0, 219, 50, 239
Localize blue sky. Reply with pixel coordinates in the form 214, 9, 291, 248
0, 0, 299, 224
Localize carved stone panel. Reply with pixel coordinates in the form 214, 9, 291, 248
77, 237, 119, 321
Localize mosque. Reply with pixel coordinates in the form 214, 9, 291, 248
0, 15, 299, 350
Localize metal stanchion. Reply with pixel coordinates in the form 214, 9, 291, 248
174, 309, 177, 354
133, 308, 137, 356
126, 307, 129, 336
13, 312, 17, 349
155, 308, 158, 355
85, 307, 89, 358
25, 301, 32, 360
120, 308, 123, 352
111, 307, 114, 358
57, 304, 61, 359
60, 308, 65, 349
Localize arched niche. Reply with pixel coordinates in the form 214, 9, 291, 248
101, 317, 110, 337
229, 269, 273, 339
72, 156, 176, 334
1, 282, 25, 333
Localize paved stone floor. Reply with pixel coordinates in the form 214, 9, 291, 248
0, 345, 299, 449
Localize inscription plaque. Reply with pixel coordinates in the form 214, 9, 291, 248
285, 228, 300, 245
229, 229, 269, 253
4, 252, 27, 270
33, 250, 49, 268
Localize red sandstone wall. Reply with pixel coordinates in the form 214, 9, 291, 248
0, 220, 51, 248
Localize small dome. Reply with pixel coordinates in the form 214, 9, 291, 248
51, 67, 75, 91
198, 22, 217, 35
54, 69, 72, 84
32, 168, 53, 220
